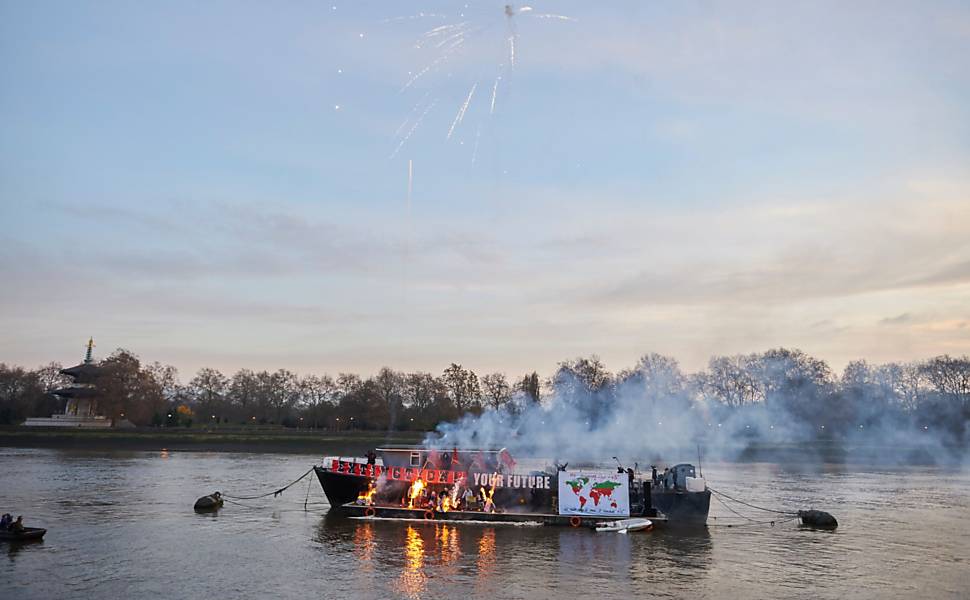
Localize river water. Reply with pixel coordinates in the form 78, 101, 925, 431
0, 448, 967, 599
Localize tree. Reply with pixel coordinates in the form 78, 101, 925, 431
701, 355, 761, 408
518, 372, 541, 405
0, 364, 46, 424
34, 362, 70, 392
481, 373, 513, 411
228, 369, 259, 423
921, 355, 970, 401
98, 349, 165, 425
402, 372, 446, 429
189, 367, 228, 423
373, 367, 405, 429
618, 353, 689, 412
265, 369, 298, 424
551, 356, 615, 425
441, 363, 481, 415
297, 374, 337, 428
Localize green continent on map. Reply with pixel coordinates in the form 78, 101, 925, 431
565, 477, 589, 495
588, 480, 622, 506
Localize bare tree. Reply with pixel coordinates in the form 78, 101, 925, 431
481, 372, 513, 410
34, 362, 70, 392
702, 355, 761, 408
441, 363, 481, 415
189, 367, 228, 423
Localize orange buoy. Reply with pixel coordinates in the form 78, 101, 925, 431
364, 507, 376, 517
569, 516, 582, 528
424, 509, 435, 520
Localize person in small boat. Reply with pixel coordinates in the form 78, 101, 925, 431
0, 514, 11, 530
11, 516, 25, 533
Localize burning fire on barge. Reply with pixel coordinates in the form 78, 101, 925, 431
315, 447, 712, 528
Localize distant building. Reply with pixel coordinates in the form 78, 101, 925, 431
23, 338, 112, 428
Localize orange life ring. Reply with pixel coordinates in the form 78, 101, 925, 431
569, 516, 582, 528
424, 509, 435, 520
364, 507, 376, 517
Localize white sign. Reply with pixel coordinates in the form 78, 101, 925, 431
558, 471, 630, 517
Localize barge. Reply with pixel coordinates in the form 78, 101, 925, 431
314, 446, 710, 527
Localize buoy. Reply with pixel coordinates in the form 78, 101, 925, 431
569, 516, 582, 528
194, 492, 224, 511
423, 509, 435, 520
364, 507, 376, 517
797, 509, 838, 529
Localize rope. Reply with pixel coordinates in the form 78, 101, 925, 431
304, 473, 313, 511
222, 468, 315, 501
712, 494, 760, 523
708, 486, 797, 516
708, 515, 799, 528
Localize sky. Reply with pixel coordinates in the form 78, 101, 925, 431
1, 1, 969, 380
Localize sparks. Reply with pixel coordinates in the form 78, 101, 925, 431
447, 82, 477, 139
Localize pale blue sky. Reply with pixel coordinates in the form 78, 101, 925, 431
2, 1, 968, 378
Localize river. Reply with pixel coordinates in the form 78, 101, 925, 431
1, 448, 967, 599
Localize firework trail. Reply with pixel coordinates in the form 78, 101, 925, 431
490, 74, 502, 114
447, 82, 478, 139
391, 98, 438, 158
394, 90, 432, 138
382, 13, 446, 24
388, 4, 574, 156
471, 124, 483, 165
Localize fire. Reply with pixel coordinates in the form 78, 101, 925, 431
357, 482, 377, 505
480, 486, 495, 513
441, 496, 451, 512
407, 478, 425, 509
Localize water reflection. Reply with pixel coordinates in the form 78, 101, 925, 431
352, 522, 375, 565
398, 526, 427, 600
436, 524, 461, 566
477, 528, 496, 587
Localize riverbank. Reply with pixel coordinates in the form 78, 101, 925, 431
0, 427, 426, 454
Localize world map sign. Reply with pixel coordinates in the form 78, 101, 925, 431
558, 471, 630, 517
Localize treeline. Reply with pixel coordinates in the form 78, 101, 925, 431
1, 348, 968, 442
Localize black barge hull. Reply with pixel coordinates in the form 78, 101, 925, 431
314, 466, 371, 508
649, 489, 711, 525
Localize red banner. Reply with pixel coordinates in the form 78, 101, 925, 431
330, 460, 466, 484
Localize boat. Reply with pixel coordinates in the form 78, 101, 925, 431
0, 527, 46, 541
314, 446, 710, 527
595, 518, 653, 533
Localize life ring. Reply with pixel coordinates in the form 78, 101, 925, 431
569, 516, 582, 528
423, 509, 435, 520
364, 507, 376, 517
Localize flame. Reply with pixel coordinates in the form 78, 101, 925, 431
357, 482, 377, 505
441, 495, 451, 512
479, 486, 495, 512
407, 478, 425, 509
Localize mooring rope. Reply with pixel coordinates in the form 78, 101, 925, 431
222, 468, 315, 501
711, 493, 761, 523
708, 515, 799, 528
707, 486, 798, 516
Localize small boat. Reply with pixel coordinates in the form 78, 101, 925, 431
0, 527, 47, 541
595, 518, 653, 533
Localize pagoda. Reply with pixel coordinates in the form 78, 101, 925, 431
24, 338, 112, 428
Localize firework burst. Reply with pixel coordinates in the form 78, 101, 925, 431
386, 3, 575, 159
